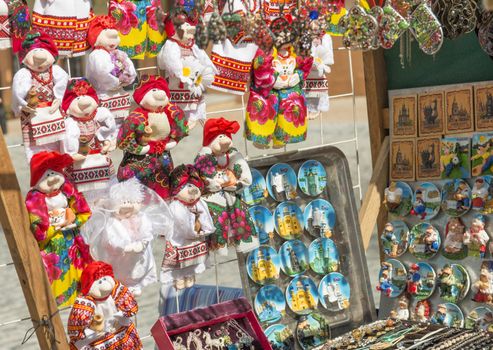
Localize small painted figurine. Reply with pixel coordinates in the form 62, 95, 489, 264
376, 262, 394, 297
86, 15, 137, 133
407, 263, 421, 296
12, 30, 69, 160
161, 164, 214, 290
414, 300, 431, 322
61, 78, 116, 193
384, 182, 403, 211
82, 178, 173, 297
437, 265, 462, 302
117, 75, 188, 199
412, 189, 427, 220
431, 304, 448, 325
67, 261, 142, 349
454, 181, 471, 211
194, 118, 258, 254
25, 151, 92, 307
443, 217, 466, 259
396, 296, 410, 320
472, 178, 489, 210
158, 4, 216, 129
472, 268, 493, 304
381, 222, 398, 257
464, 214, 490, 258
424, 225, 439, 254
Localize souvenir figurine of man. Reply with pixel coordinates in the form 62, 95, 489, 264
376, 262, 393, 297
412, 189, 427, 220
464, 214, 490, 258
384, 182, 403, 211
454, 181, 470, 211
437, 265, 462, 302
424, 226, 439, 254
381, 222, 398, 257
407, 263, 421, 296
472, 178, 489, 210
431, 304, 448, 326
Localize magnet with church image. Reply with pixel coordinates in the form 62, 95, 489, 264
246, 245, 281, 285
298, 160, 327, 197
274, 201, 304, 240
285, 276, 319, 315
267, 163, 298, 202
318, 272, 350, 312
248, 205, 275, 244
254, 285, 286, 324
308, 238, 340, 275
304, 199, 336, 238
279, 240, 309, 277
241, 169, 268, 205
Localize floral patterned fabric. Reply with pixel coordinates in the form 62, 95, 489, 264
25, 181, 92, 307
194, 148, 258, 251
67, 282, 142, 350
246, 47, 313, 147
112, 0, 165, 59
117, 104, 188, 199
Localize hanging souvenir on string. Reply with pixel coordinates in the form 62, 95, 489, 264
371, 1, 410, 49
431, 0, 477, 40
159, 1, 217, 129
338, 4, 378, 50
409, 1, 443, 55
478, 12, 493, 57
207, 0, 227, 43
11, 30, 68, 161
326, 0, 347, 36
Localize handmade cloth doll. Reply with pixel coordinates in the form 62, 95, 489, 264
110, 0, 165, 59
158, 6, 216, 129
246, 16, 313, 148
67, 261, 142, 350
304, 10, 334, 119
118, 75, 188, 199
82, 178, 172, 296
31, 0, 94, 56
25, 151, 92, 307
86, 15, 137, 132
161, 164, 214, 289
60, 78, 116, 195
209, 0, 258, 95
12, 30, 69, 161
194, 118, 258, 254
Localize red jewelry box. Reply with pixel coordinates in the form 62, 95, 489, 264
151, 297, 272, 350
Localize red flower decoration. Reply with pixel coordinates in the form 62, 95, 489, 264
73, 80, 91, 96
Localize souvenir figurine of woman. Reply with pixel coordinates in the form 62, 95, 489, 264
464, 214, 490, 258
25, 151, 92, 307
472, 178, 489, 210
86, 15, 137, 133
472, 268, 493, 304
117, 75, 188, 199
158, 3, 216, 129
67, 261, 142, 349
414, 300, 431, 322
246, 13, 313, 149
396, 296, 410, 320
161, 164, 214, 290
443, 217, 466, 259
12, 30, 68, 161
82, 178, 172, 296
194, 118, 258, 254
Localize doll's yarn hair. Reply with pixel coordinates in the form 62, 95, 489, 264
109, 177, 145, 205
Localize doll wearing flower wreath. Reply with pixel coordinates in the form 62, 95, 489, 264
25, 152, 92, 307
245, 13, 313, 149
194, 118, 259, 254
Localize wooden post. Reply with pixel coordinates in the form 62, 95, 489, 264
0, 129, 69, 349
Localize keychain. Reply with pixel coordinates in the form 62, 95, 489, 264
409, 1, 443, 55
372, 0, 410, 49
431, 0, 477, 40
338, 3, 378, 50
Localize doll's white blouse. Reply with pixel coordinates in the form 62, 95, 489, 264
167, 199, 214, 246
11, 65, 68, 115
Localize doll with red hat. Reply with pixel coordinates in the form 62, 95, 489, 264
246, 12, 313, 149
86, 15, 137, 133
25, 151, 92, 307
194, 118, 258, 254
161, 164, 214, 290
61, 78, 117, 193
117, 75, 188, 199
157, 1, 217, 129
12, 30, 69, 161
31, 0, 93, 57
67, 261, 142, 350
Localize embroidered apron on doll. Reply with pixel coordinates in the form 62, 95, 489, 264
161, 164, 214, 290
246, 15, 313, 149
209, 0, 259, 95
12, 30, 69, 161
25, 152, 92, 308
158, 5, 216, 129
304, 9, 334, 120
86, 15, 137, 135
67, 261, 143, 350
117, 75, 188, 200
109, 0, 165, 59
61, 78, 116, 194
32, 0, 94, 57
194, 118, 259, 254
82, 178, 172, 297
